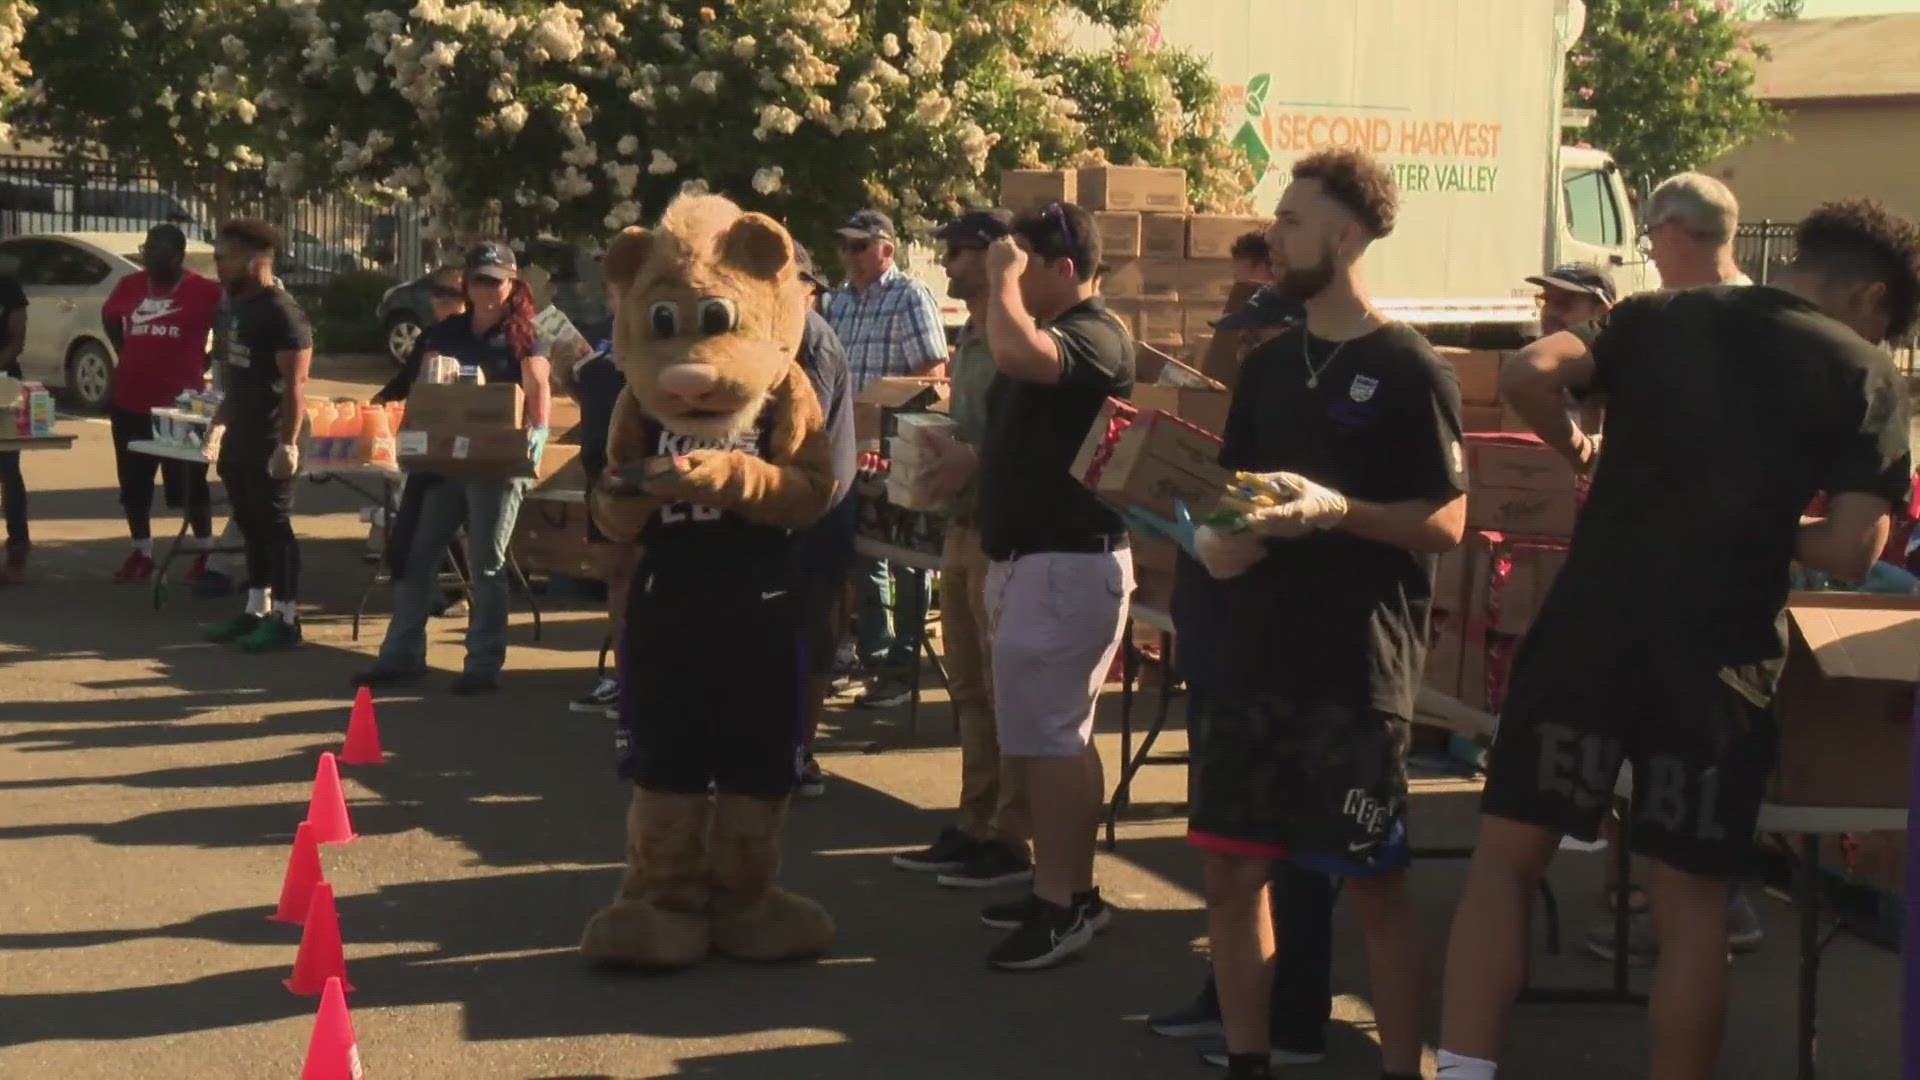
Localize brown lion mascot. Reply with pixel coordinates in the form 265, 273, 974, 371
579, 193, 836, 969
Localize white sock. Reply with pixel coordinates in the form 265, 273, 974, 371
245, 588, 271, 616
1437, 1050, 1497, 1079
272, 599, 299, 624
133, 539, 154, 557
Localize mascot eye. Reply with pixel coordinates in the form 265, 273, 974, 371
648, 302, 680, 338
695, 298, 738, 335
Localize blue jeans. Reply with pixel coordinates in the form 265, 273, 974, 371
377, 475, 529, 677
851, 557, 928, 667
0, 450, 24, 544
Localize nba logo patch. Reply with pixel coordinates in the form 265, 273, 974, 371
1349, 374, 1379, 402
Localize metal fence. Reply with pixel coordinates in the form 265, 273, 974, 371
0, 153, 429, 286
1733, 220, 1799, 286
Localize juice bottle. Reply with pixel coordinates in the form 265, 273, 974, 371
361, 402, 397, 469
311, 401, 339, 462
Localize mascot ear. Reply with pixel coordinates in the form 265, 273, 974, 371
604, 227, 652, 292
720, 212, 795, 282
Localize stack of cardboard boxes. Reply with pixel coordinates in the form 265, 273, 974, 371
851, 376, 952, 557
999, 166, 1266, 371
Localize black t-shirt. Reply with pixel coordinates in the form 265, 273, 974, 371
795, 310, 859, 572
1170, 322, 1469, 718
0, 274, 24, 379
420, 310, 526, 386
1532, 285, 1912, 676
977, 297, 1135, 558
220, 286, 312, 461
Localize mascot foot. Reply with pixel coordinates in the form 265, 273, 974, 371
578, 787, 713, 970
709, 793, 835, 961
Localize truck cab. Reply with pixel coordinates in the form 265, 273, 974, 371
1559, 145, 1657, 296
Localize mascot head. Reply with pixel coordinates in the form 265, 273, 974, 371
604, 194, 811, 440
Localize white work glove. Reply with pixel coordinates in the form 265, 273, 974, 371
1242, 471, 1348, 539
1193, 523, 1267, 580
268, 442, 301, 480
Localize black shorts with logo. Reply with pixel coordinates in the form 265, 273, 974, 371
1482, 620, 1779, 882
1187, 688, 1412, 876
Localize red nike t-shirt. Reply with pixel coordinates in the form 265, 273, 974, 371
104, 270, 224, 411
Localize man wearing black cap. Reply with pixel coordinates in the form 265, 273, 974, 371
1525, 263, 1615, 336
822, 208, 950, 710
891, 208, 1034, 889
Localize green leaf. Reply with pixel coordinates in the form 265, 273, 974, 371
1245, 72, 1271, 117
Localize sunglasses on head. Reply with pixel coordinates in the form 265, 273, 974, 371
1041, 202, 1086, 266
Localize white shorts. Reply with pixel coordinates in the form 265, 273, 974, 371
985, 549, 1134, 757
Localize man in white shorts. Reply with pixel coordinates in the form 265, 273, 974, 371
973, 201, 1135, 971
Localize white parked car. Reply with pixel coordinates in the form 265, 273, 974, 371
0, 231, 218, 409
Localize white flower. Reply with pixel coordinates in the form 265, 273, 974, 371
881, 32, 900, 57
661, 31, 684, 53
356, 69, 378, 95
616, 134, 639, 155
156, 87, 179, 111
221, 34, 248, 63
732, 35, 756, 59
848, 81, 877, 107
679, 179, 710, 197
752, 166, 784, 195
234, 99, 258, 124
498, 101, 529, 135
628, 87, 655, 109
604, 161, 641, 196
648, 149, 677, 175
121, 21, 136, 39
690, 70, 721, 95
912, 92, 951, 127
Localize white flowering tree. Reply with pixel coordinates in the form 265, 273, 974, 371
231, 0, 1245, 247
0, 0, 31, 142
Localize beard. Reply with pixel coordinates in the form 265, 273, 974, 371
1272, 247, 1336, 303
947, 275, 986, 301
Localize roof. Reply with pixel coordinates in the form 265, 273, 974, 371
1749, 15, 1920, 104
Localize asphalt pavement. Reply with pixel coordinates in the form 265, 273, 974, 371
0, 354, 1900, 1077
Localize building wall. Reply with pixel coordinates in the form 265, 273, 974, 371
1706, 101, 1920, 223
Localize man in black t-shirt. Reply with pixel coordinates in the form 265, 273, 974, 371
0, 272, 28, 586
1183, 150, 1466, 1080
970, 202, 1134, 973
1435, 202, 1920, 1080
204, 219, 314, 652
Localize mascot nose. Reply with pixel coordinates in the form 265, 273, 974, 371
658, 363, 721, 401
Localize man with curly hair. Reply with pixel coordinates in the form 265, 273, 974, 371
1182, 148, 1468, 1080
1436, 198, 1920, 1080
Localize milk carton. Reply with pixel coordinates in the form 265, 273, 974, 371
16, 382, 52, 436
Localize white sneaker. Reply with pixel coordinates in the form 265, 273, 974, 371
571, 676, 620, 714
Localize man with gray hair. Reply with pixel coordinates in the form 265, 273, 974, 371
1641, 172, 1747, 289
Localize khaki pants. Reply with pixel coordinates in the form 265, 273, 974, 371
942, 525, 1029, 848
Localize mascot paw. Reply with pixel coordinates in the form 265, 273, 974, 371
579, 898, 712, 971
711, 888, 835, 962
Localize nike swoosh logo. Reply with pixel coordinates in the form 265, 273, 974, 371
761, 590, 786, 600
128, 303, 180, 326
1347, 841, 1374, 855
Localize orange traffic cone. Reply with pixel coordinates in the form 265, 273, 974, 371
269, 821, 327, 925
340, 688, 384, 766
286, 882, 354, 995
298, 976, 365, 1079
304, 753, 357, 845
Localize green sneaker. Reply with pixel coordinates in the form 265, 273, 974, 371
206, 613, 262, 644
236, 616, 302, 652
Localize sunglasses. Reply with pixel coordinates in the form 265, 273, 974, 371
841, 239, 873, 254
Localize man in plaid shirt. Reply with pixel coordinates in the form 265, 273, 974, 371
824, 209, 950, 707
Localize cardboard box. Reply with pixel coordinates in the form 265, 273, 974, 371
854, 377, 947, 443
1095, 412, 1229, 519
1437, 347, 1504, 407
1771, 592, 1920, 807
1134, 297, 1185, 347
512, 497, 601, 578
1133, 384, 1230, 438
1077, 166, 1188, 212
1187, 214, 1268, 259
1434, 542, 1469, 612
1425, 610, 1465, 698
1184, 303, 1224, 340
999, 168, 1076, 212
1179, 261, 1240, 306
1099, 259, 1181, 299
398, 383, 545, 478
1465, 434, 1581, 537
1094, 211, 1142, 260
1130, 534, 1180, 608
1140, 213, 1189, 260
1134, 565, 1175, 608
1461, 405, 1504, 433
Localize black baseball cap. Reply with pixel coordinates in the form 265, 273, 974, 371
1214, 286, 1306, 331
464, 241, 518, 281
1526, 263, 1616, 304
836, 209, 896, 243
792, 241, 828, 293
933, 209, 1014, 246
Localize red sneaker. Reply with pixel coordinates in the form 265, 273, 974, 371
113, 550, 157, 584
183, 554, 211, 583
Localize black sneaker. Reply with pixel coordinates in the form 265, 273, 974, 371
571, 675, 620, 714
1197, 1039, 1326, 1069
987, 895, 1094, 971
451, 671, 500, 694
936, 840, 1034, 889
980, 888, 1112, 933
893, 826, 981, 872
1149, 979, 1224, 1038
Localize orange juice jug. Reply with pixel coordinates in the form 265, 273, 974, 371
361, 403, 397, 469
311, 402, 339, 461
